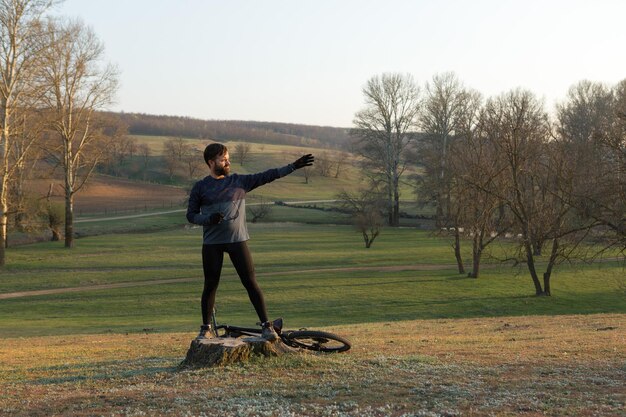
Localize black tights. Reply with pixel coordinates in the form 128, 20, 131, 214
201, 241, 269, 326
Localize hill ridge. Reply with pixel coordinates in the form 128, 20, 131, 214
105, 111, 352, 149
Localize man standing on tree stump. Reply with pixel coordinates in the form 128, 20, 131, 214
186, 143, 314, 340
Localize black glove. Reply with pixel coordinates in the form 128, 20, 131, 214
293, 154, 314, 169
208, 212, 224, 225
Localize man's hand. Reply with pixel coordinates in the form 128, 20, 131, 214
293, 154, 314, 169
209, 212, 224, 225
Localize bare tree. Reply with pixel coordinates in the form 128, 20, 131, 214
449, 114, 511, 278
557, 79, 626, 253
418, 73, 482, 272
43, 183, 62, 241
556, 80, 613, 144
331, 151, 347, 179
419, 73, 470, 221
9, 112, 46, 230
181, 145, 203, 180
164, 137, 188, 161
480, 89, 596, 295
98, 116, 130, 176
482, 90, 550, 293
605, 79, 626, 250
163, 137, 197, 180
249, 198, 272, 223
315, 151, 334, 177
39, 18, 119, 248
138, 143, 151, 180
0, 0, 54, 265
338, 189, 385, 248
301, 165, 313, 184
352, 73, 421, 226
233, 142, 251, 166
314, 151, 348, 179
127, 136, 137, 159
163, 138, 180, 179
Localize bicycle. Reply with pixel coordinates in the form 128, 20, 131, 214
210, 313, 351, 353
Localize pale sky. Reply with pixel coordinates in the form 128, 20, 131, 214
56, 0, 626, 128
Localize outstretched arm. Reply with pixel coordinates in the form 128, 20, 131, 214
241, 154, 315, 192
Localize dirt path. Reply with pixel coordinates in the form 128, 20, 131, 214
0, 264, 453, 300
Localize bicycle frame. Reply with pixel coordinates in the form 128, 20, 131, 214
214, 317, 284, 339
210, 311, 351, 353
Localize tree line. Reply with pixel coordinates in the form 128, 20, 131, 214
108, 112, 351, 150
350, 72, 625, 295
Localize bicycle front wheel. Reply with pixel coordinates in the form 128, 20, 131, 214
282, 330, 351, 353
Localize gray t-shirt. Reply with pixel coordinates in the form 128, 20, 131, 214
186, 165, 295, 244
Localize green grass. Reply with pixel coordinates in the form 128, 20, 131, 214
1, 225, 454, 290
69, 202, 425, 239
1, 224, 624, 338
74, 209, 188, 235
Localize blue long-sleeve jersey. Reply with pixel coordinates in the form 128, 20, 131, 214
186, 164, 295, 244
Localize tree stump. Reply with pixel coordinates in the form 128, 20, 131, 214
179, 336, 297, 368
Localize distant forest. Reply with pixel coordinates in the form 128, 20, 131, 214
106, 112, 353, 150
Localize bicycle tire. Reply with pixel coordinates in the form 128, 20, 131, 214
282, 330, 351, 353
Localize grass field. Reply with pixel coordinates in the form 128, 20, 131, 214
0, 315, 623, 416
2, 224, 625, 336
2, 212, 625, 415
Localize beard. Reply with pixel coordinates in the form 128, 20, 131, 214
214, 165, 230, 176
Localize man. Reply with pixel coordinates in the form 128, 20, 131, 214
186, 143, 314, 340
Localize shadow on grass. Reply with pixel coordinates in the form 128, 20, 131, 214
30, 358, 178, 385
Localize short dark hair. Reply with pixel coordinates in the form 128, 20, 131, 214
203, 143, 228, 165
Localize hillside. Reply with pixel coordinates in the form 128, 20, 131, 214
10, 137, 372, 244
26, 176, 187, 216
106, 112, 353, 150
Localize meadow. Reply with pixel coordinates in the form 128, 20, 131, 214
3, 223, 624, 337
1, 135, 624, 416
0, 222, 624, 416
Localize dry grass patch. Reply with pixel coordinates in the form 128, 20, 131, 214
1, 314, 624, 416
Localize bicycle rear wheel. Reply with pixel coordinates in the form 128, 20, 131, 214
282, 330, 351, 353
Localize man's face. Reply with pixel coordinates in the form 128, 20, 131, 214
210, 151, 231, 177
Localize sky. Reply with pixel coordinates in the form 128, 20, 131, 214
55, 0, 626, 128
